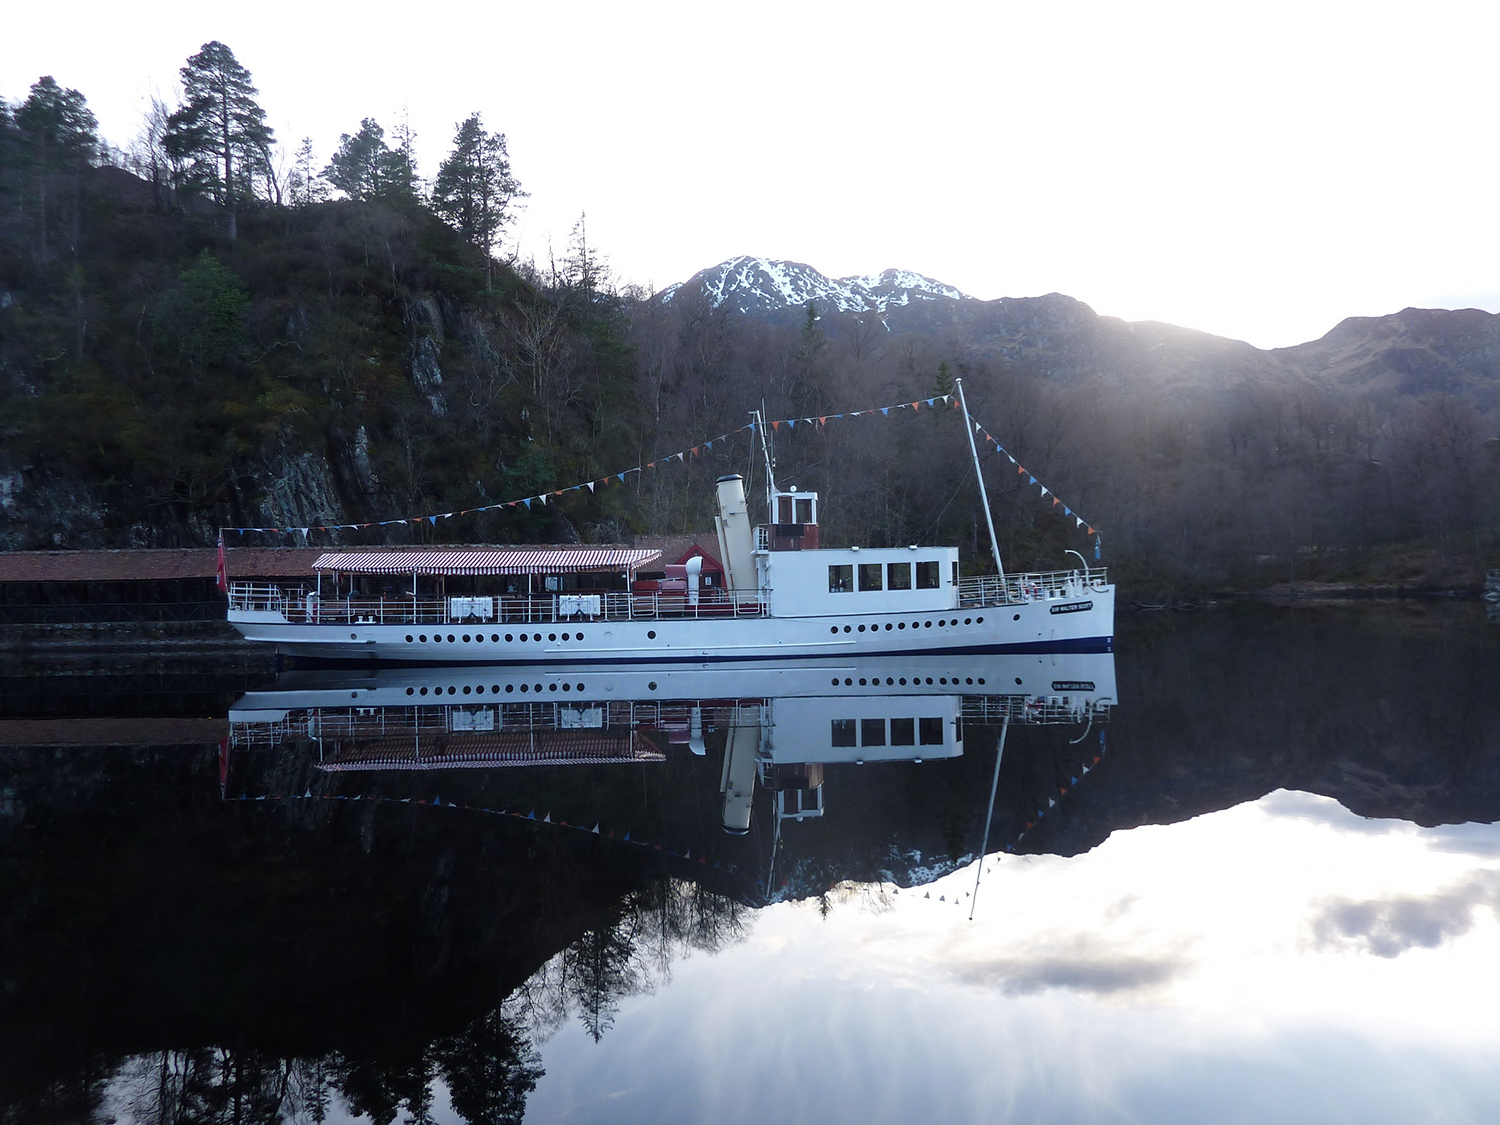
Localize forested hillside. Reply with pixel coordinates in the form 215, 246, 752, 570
3, 47, 1498, 591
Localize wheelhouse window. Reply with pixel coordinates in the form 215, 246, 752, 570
858, 563, 883, 591
890, 717, 916, 746
916, 561, 941, 589
919, 717, 944, 745
861, 718, 886, 746
887, 562, 912, 590
829, 565, 853, 593
795, 497, 814, 523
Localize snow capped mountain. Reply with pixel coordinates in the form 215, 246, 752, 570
658, 256, 972, 316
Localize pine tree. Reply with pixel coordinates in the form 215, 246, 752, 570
164, 42, 274, 239
14, 76, 97, 261
431, 113, 524, 287
323, 117, 419, 204
287, 137, 328, 207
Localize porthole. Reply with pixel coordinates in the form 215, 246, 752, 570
533, 633, 542, 642
492, 634, 500, 642
977, 677, 985, 685
406, 687, 414, 695
886, 677, 895, 685
419, 634, 427, 642
463, 685, 472, 694
925, 677, 934, 685
350, 633, 358, 640
406, 634, 414, 643
976, 616, 984, 623
912, 621, 920, 629
419, 687, 428, 696
648, 681, 658, 691
520, 683, 529, 693
476, 685, 485, 694
844, 625, 852, 633
492, 685, 501, 693
939, 677, 947, 685
964, 618, 972, 626
831, 677, 839, 685
448, 686, 457, 695
648, 630, 657, 640
447, 634, 456, 643
505, 633, 513, 642
505, 684, 514, 693
924, 621, 932, 629
899, 677, 907, 685
562, 683, 571, 691
576, 683, 585, 691
549, 633, 557, 642
1015, 677, 1023, 685
562, 632, 570, 641
858, 624, 866, 633
831, 626, 838, 635
845, 677, 853, 686
1013, 613, 1020, 621
859, 677, 867, 685
462, 634, 471, 643
534, 684, 542, 692
549, 683, 558, 692
898, 622, 906, 630
885, 623, 893, 630
966, 677, 974, 685
576, 633, 585, 641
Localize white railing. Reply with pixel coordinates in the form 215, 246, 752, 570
230, 699, 767, 749
957, 568, 1109, 608
227, 581, 769, 625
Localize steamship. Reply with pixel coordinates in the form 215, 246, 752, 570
226, 387, 1115, 663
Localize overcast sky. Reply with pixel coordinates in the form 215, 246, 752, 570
5, 0, 1497, 348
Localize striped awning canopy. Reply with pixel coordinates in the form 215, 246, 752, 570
311, 547, 662, 577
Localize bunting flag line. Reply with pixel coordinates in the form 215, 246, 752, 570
225, 789, 736, 874
220, 393, 991, 539
966, 412, 1102, 558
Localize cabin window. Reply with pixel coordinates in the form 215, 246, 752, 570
919, 717, 944, 745
831, 719, 857, 747
858, 563, 883, 591
778, 496, 794, 522
795, 497, 814, 523
890, 717, 916, 746
861, 718, 886, 746
887, 562, 912, 590
829, 565, 853, 593
916, 561, 941, 589
952, 561, 959, 587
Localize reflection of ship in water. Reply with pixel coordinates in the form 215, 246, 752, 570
228, 654, 1116, 838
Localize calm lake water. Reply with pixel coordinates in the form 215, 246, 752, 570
3, 603, 1498, 1124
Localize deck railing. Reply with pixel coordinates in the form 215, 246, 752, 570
956, 568, 1109, 608
230, 698, 767, 750
227, 582, 768, 625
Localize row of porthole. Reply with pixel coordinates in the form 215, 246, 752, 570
830, 615, 985, 635
403, 630, 586, 644
833, 675, 987, 687
405, 681, 590, 696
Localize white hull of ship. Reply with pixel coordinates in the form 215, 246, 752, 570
229, 586, 1115, 664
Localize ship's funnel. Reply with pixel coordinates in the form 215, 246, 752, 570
714, 474, 756, 597
720, 723, 759, 834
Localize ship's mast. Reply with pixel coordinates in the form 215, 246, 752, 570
754, 402, 778, 517
954, 377, 1005, 581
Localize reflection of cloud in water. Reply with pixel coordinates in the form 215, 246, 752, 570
950, 934, 1188, 997
1311, 871, 1500, 958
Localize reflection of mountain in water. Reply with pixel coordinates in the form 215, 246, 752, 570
3, 606, 1498, 1122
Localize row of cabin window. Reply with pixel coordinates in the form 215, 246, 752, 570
828, 560, 952, 593
831, 717, 946, 747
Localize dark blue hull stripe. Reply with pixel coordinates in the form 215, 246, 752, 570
280, 635, 1114, 669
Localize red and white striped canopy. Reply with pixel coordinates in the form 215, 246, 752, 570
311, 548, 662, 577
